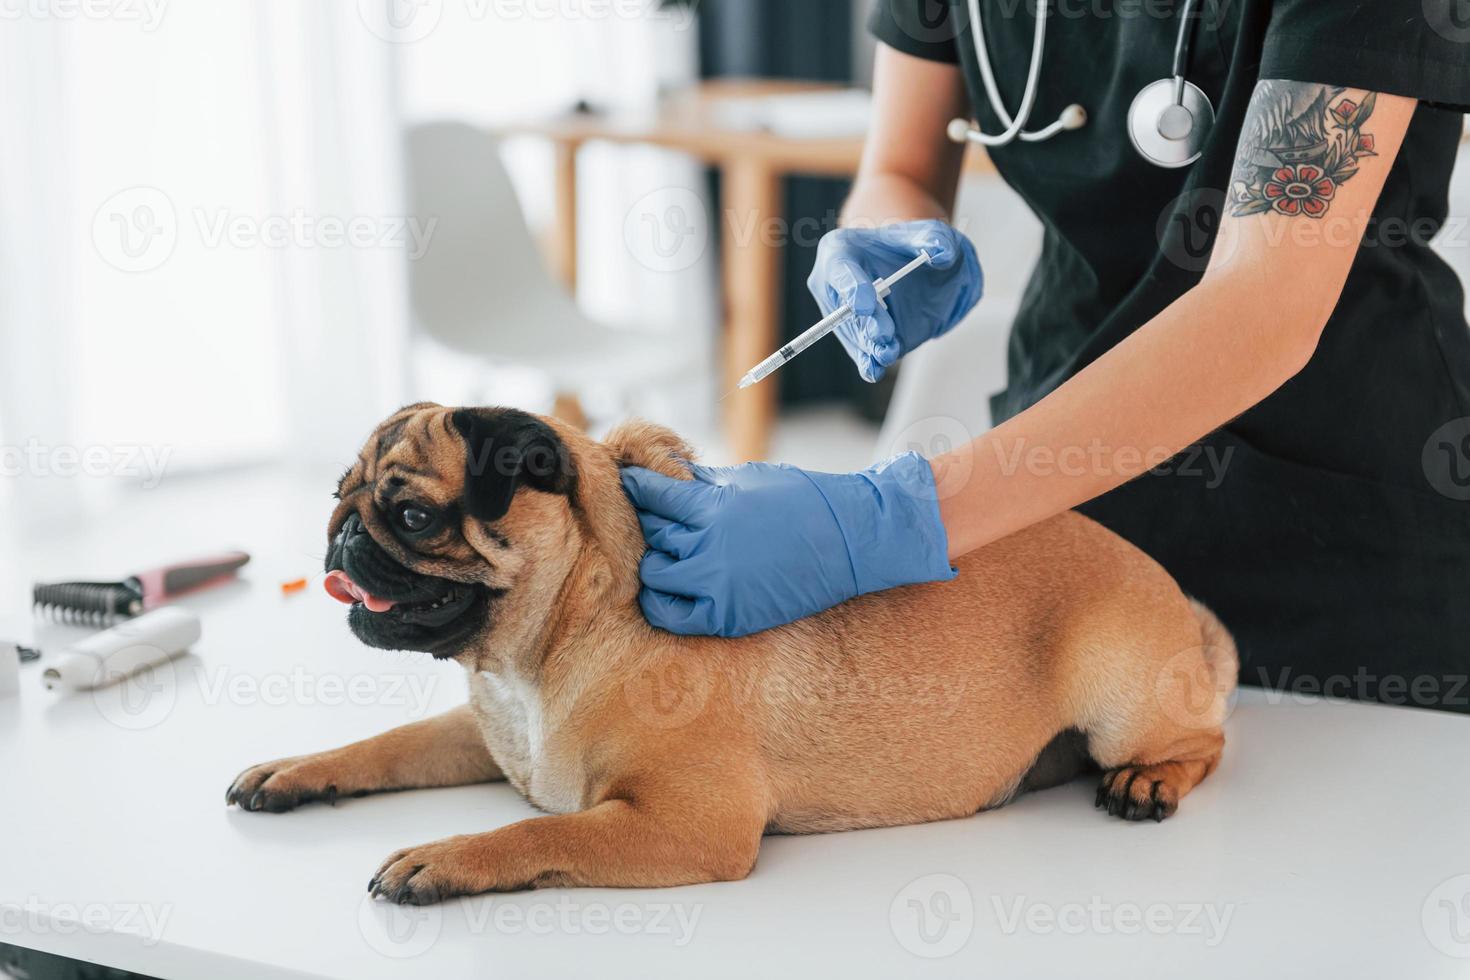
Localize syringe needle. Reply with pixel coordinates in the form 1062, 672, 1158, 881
734, 249, 932, 390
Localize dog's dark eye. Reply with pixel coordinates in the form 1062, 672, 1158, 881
396, 504, 435, 533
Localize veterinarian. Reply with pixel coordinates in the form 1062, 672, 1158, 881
623, 0, 1470, 712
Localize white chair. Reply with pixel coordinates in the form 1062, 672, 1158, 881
404, 121, 697, 420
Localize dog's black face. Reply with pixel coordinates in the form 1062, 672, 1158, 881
324, 513, 494, 657
323, 404, 576, 659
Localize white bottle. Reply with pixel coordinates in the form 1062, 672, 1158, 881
0, 641, 19, 698
41, 606, 201, 691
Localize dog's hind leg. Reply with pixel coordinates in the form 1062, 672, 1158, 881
1075, 601, 1238, 822
1091, 731, 1225, 822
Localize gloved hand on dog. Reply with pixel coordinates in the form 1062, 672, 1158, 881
807, 219, 983, 382
620, 454, 955, 637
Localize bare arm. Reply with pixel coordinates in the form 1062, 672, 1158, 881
842, 43, 972, 225
934, 81, 1414, 558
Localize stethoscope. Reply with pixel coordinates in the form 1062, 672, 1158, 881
946, 0, 1216, 169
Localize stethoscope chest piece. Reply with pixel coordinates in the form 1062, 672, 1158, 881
1127, 77, 1215, 169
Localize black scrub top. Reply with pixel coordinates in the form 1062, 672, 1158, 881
871, 0, 1470, 712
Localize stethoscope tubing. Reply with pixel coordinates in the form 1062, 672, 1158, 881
964, 0, 1050, 145
954, 0, 1205, 151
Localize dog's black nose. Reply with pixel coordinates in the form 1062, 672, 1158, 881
326, 513, 370, 574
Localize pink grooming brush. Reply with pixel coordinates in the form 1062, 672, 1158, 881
33, 551, 250, 626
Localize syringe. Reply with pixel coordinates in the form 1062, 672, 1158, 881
737, 249, 934, 390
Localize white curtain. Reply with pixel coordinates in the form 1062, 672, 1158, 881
253, 0, 409, 464
0, 0, 710, 534
0, 1, 405, 535
0, 15, 81, 528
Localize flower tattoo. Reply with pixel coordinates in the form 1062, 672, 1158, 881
1230, 82, 1379, 220
1262, 164, 1335, 217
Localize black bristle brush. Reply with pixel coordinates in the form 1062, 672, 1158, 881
33, 551, 250, 626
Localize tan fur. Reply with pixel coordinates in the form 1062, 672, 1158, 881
229, 404, 1239, 903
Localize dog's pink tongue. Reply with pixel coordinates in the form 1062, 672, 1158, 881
361, 593, 396, 613
323, 569, 396, 612
323, 570, 357, 605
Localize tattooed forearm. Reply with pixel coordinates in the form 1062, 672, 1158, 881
1229, 80, 1379, 219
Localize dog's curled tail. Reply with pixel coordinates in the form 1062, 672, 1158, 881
1188, 599, 1238, 696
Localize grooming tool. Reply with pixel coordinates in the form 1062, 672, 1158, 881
737, 250, 933, 390
33, 550, 249, 626
40, 606, 200, 692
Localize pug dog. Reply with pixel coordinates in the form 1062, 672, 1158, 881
226, 403, 1237, 905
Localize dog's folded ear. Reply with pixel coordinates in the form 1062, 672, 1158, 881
603, 419, 696, 480
451, 408, 577, 522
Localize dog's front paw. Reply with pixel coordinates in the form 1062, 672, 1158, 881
369, 838, 469, 905
225, 755, 359, 813
369, 835, 527, 905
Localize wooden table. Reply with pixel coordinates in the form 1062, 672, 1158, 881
488, 79, 991, 462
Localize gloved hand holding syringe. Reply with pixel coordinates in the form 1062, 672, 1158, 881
737, 249, 934, 389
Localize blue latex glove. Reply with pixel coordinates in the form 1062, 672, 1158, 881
806, 219, 983, 382
620, 453, 955, 637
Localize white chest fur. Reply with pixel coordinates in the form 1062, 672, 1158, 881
470, 669, 583, 814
